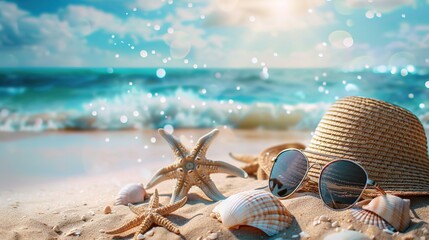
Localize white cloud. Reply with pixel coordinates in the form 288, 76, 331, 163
0, 2, 171, 66
133, 0, 166, 11
203, 0, 334, 31
344, 0, 416, 12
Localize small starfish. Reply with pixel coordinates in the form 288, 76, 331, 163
146, 129, 248, 203
106, 189, 187, 239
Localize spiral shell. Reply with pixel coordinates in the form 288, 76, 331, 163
361, 194, 410, 232
211, 190, 293, 236
350, 208, 394, 231
114, 183, 147, 206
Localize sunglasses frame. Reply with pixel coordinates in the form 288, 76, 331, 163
269, 148, 384, 211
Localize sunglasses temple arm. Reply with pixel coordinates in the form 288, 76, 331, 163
367, 179, 386, 195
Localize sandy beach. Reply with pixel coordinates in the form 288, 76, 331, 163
1, 129, 429, 240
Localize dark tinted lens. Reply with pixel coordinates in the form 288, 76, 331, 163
269, 150, 308, 198
319, 160, 367, 210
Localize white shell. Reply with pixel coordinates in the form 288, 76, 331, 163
114, 183, 147, 206
324, 230, 370, 240
361, 194, 411, 232
350, 208, 394, 231
211, 190, 293, 236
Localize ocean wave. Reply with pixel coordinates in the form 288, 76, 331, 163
0, 89, 330, 132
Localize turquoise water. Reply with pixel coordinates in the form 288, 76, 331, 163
0, 67, 428, 131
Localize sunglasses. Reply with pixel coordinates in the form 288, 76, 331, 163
268, 149, 386, 210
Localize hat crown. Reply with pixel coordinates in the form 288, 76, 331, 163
307, 96, 429, 196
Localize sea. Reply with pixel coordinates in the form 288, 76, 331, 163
0, 67, 428, 132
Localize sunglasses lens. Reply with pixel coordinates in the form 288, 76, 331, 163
269, 150, 308, 198
319, 160, 367, 210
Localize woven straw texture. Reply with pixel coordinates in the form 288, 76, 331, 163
304, 96, 429, 196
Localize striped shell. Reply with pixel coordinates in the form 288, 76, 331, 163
114, 183, 147, 206
361, 194, 411, 232
351, 208, 395, 231
258, 143, 306, 177
211, 190, 293, 236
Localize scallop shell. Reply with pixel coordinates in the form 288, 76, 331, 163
211, 190, 293, 236
258, 143, 306, 177
350, 208, 395, 231
114, 183, 147, 206
361, 194, 411, 232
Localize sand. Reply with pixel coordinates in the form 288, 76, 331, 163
0, 129, 429, 240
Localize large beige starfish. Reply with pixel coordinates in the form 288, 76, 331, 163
146, 129, 248, 203
106, 189, 187, 239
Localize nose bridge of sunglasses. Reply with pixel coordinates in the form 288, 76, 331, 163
309, 162, 322, 170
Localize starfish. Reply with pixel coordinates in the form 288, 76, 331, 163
106, 189, 187, 239
146, 129, 248, 203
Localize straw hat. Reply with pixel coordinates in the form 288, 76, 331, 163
303, 96, 429, 196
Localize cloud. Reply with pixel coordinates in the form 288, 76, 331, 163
203, 0, 334, 31
343, 0, 416, 12
0, 1, 171, 66
134, 0, 166, 11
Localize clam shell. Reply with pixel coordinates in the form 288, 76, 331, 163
258, 143, 306, 177
361, 194, 410, 232
350, 208, 394, 231
114, 183, 147, 206
211, 190, 293, 236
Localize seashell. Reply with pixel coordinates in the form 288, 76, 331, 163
324, 230, 370, 240
361, 194, 410, 232
351, 208, 394, 231
211, 190, 293, 236
114, 183, 147, 206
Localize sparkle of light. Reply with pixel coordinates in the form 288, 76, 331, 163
120, 115, 128, 123
156, 68, 166, 78
140, 50, 148, 58
163, 124, 174, 134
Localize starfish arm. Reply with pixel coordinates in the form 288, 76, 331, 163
190, 129, 219, 159
229, 152, 258, 163
170, 170, 188, 204
257, 167, 268, 180
200, 160, 248, 178
241, 162, 260, 175
196, 173, 226, 201
146, 163, 179, 189
153, 214, 180, 234
148, 189, 160, 209
157, 196, 187, 215
158, 128, 189, 158
128, 203, 148, 215
106, 216, 143, 235
132, 215, 154, 240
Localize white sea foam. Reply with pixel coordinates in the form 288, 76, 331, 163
0, 89, 330, 132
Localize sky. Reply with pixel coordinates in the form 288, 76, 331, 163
0, 0, 429, 68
